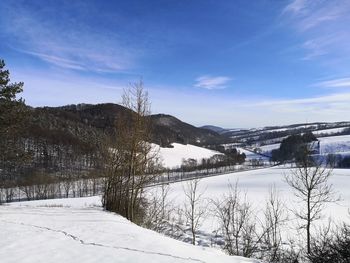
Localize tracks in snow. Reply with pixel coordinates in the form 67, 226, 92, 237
1, 220, 206, 263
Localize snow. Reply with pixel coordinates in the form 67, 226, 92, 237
318, 135, 350, 155
265, 128, 287, 133
163, 165, 350, 210
156, 143, 222, 168
295, 124, 318, 129
1, 166, 349, 262
236, 147, 269, 161
0, 197, 257, 263
255, 134, 350, 156
259, 143, 280, 155
154, 166, 350, 243
313, 127, 346, 135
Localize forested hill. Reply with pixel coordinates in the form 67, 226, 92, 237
29, 103, 226, 147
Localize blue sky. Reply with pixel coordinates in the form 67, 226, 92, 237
1, 0, 350, 127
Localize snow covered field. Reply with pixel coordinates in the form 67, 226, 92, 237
236, 147, 269, 161
258, 135, 350, 157
259, 143, 280, 155
156, 143, 221, 168
1, 165, 349, 262
0, 197, 256, 263
153, 165, 350, 243
313, 127, 346, 135
318, 135, 350, 156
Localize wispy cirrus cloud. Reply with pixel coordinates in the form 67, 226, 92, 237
283, 0, 307, 14
282, 0, 350, 62
194, 75, 231, 90
257, 92, 350, 107
281, 0, 350, 121
252, 92, 350, 118
0, 1, 137, 73
283, 0, 348, 31
313, 78, 350, 89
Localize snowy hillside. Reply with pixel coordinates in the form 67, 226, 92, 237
221, 121, 350, 149
0, 197, 256, 263
236, 147, 269, 161
318, 135, 350, 156
313, 127, 347, 135
153, 166, 350, 243
156, 143, 222, 168
259, 143, 280, 156
257, 135, 350, 157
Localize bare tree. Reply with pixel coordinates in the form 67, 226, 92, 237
285, 148, 338, 255
261, 185, 287, 262
143, 184, 172, 231
183, 179, 206, 245
213, 182, 257, 257
103, 80, 162, 223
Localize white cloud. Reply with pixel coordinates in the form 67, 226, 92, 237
282, 0, 350, 62
194, 75, 231, 90
283, 0, 347, 30
1, 1, 135, 73
260, 93, 350, 105
283, 0, 307, 14
313, 78, 350, 88
254, 92, 350, 115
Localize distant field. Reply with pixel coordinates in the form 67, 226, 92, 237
318, 134, 350, 155
154, 165, 350, 242
156, 143, 221, 168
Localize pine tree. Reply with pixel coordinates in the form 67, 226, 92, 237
0, 59, 29, 188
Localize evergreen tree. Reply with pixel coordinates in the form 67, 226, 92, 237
0, 59, 29, 185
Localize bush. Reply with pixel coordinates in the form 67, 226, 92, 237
308, 224, 350, 263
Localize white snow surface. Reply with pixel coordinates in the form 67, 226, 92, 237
236, 147, 269, 161
256, 134, 350, 156
153, 166, 350, 243
0, 197, 256, 263
265, 128, 287, 133
259, 143, 280, 155
313, 127, 346, 135
156, 143, 221, 168
318, 135, 350, 155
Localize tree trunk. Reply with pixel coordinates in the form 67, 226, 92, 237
307, 193, 311, 254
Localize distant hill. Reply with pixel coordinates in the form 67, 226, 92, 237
151, 115, 225, 146
30, 103, 227, 147
3, 103, 228, 182
7, 103, 350, 182
220, 121, 350, 147
23, 104, 350, 151
200, 125, 228, 134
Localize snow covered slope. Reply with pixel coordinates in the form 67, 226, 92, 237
318, 135, 350, 156
313, 127, 347, 135
0, 197, 256, 263
236, 147, 269, 161
259, 143, 280, 156
156, 143, 221, 168
257, 135, 350, 157
155, 166, 350, 242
